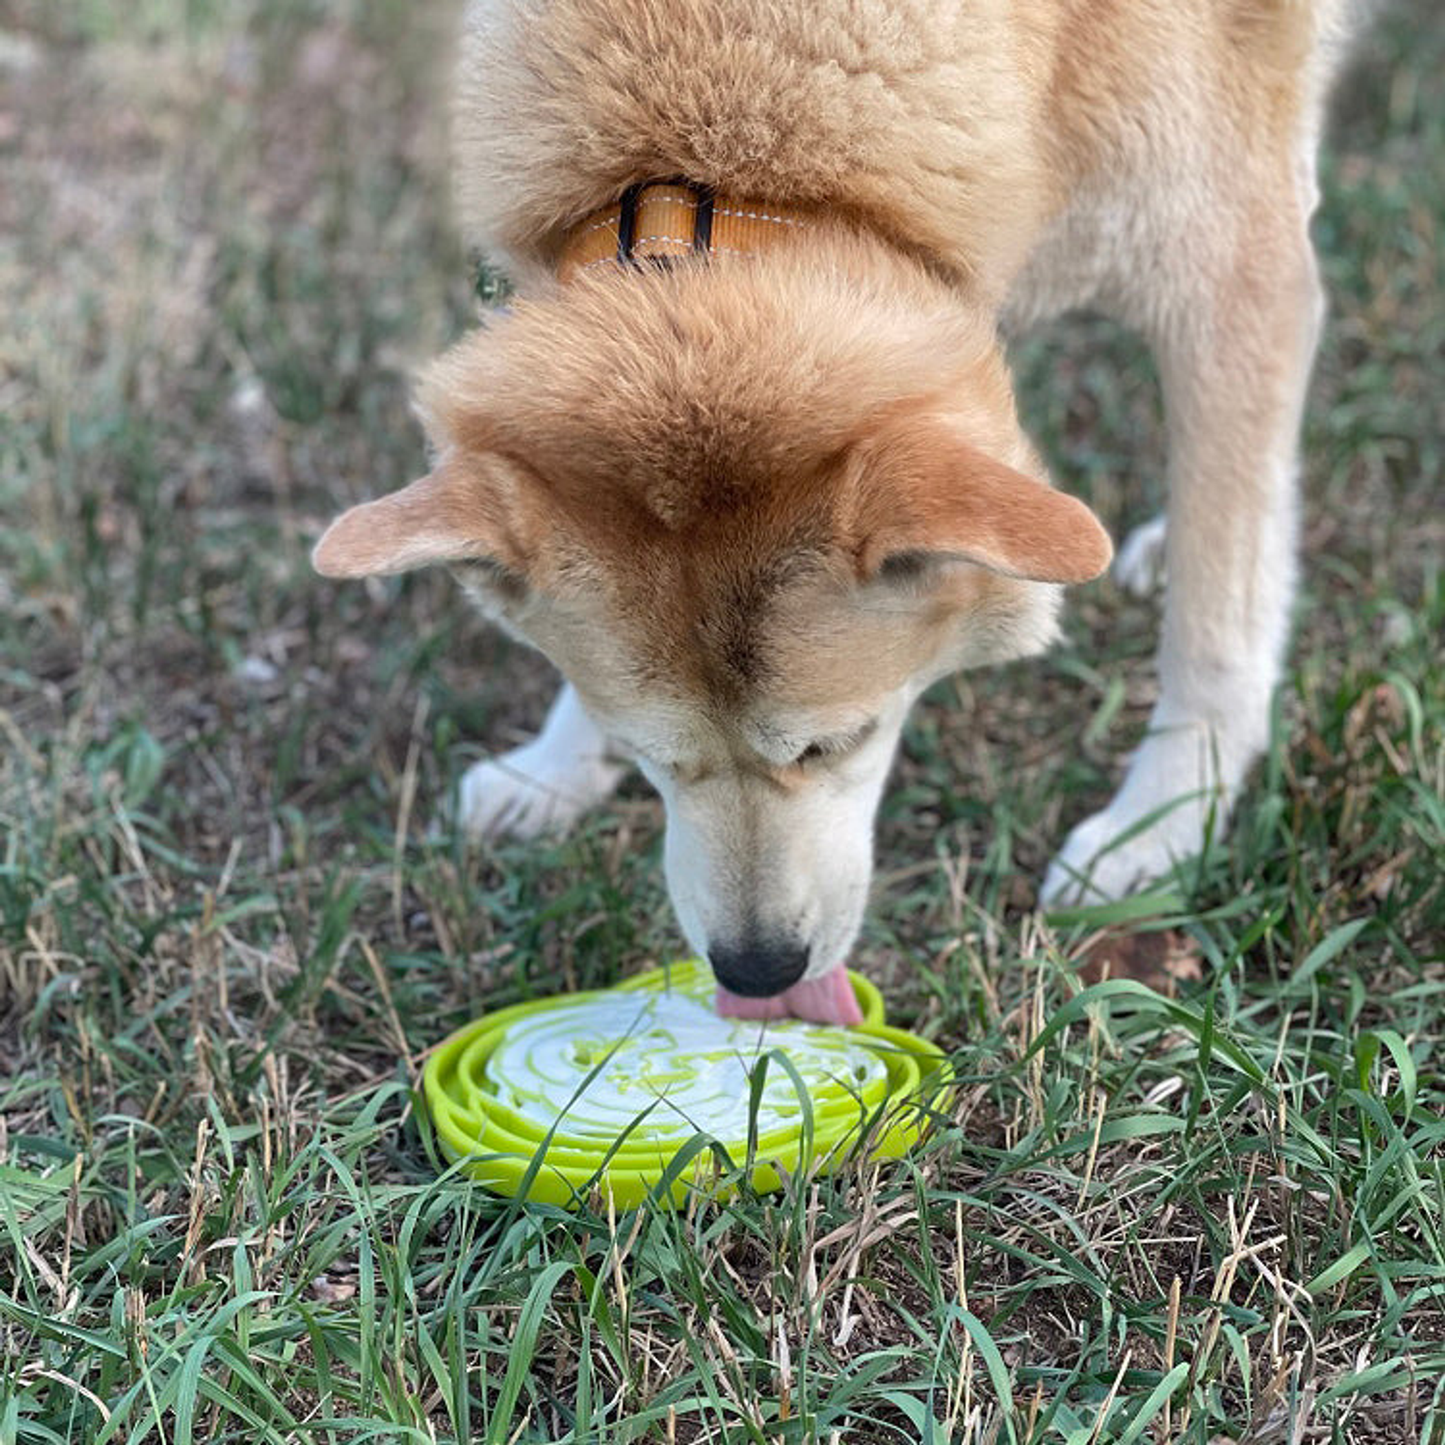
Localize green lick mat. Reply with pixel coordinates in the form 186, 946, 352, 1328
422, 957, 951, 1208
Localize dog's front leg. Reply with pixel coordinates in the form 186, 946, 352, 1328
458, 682, 627, 840
1044, 208, 1325, 904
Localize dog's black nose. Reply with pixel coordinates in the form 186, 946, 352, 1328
709, 939, 809, 997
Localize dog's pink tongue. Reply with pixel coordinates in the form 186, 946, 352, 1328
714, 966, 864, 1027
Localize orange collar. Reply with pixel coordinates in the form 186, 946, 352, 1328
557, 180, 814, 282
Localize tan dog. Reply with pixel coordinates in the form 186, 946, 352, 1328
315, 0, 1353, 1023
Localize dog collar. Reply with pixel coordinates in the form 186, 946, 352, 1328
557, 180, 813, 281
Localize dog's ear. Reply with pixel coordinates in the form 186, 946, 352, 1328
312, 454, 528, 579
851, 414, 1113, 585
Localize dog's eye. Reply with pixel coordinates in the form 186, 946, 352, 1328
791, 721, 878, 769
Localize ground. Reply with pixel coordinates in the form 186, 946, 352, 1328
0, 1, 1442, 1441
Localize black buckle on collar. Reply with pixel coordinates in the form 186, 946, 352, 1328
615, 182, 643, 264
692, 184, 715, 254
615, 180, 717, 268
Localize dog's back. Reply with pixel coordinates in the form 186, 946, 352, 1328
455, 0, 1352, 295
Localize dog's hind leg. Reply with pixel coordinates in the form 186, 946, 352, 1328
458, 683, 627, 840
1113, 513, 1168, 598
1043, 199, 1325, 904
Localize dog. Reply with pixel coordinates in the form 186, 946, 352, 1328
314, 0, 1353, 1024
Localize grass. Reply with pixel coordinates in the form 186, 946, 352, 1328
1, 0, 1442, 1440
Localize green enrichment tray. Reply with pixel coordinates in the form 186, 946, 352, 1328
422, 957, 951, 1208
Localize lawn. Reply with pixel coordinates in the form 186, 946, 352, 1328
1, 1, 1441, 1441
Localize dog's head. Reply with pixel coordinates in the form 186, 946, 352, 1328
315, 241, 1110, 1008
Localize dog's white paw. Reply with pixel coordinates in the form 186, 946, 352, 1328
457, 745, 625, 841
1046, 803, 1202, 901
1041, 789, 1212, 906
1113, 514, 1167, 598
1043, 691, 1269, 906
1042, 804, 1194, 906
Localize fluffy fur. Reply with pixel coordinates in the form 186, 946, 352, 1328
315, 0, 1358, 1010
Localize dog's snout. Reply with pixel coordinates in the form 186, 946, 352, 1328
708, 938, 810, 998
